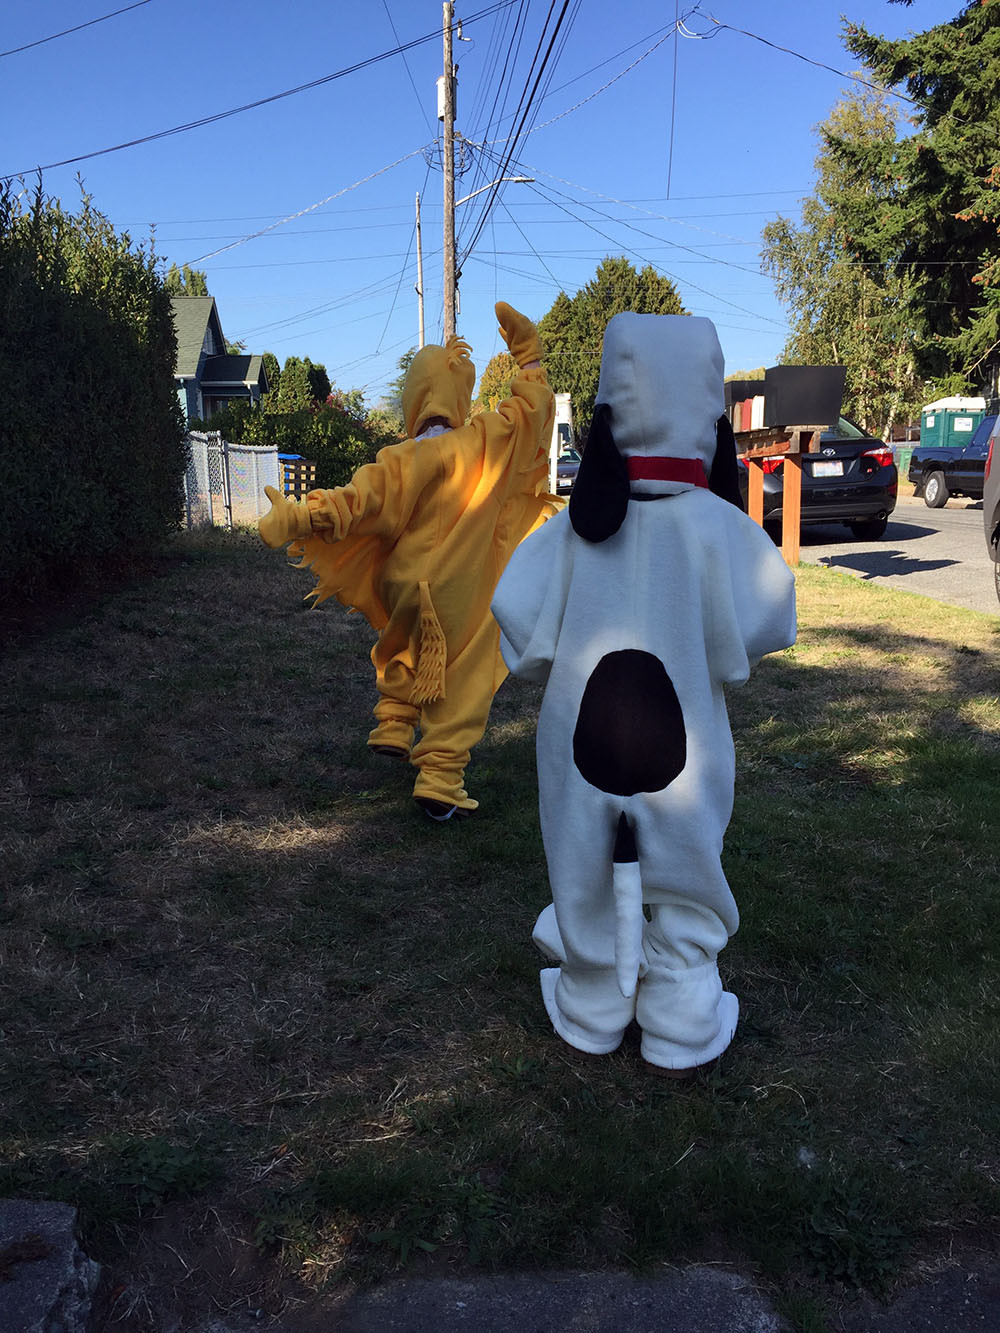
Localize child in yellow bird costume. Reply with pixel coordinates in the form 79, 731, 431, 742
259, 302, 557, 821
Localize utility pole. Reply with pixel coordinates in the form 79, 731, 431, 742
415, 191, 425, 349
442, 0, 457, 340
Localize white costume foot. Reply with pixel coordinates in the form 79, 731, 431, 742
639, 989, 738, 1072
539, 967, 627, 1056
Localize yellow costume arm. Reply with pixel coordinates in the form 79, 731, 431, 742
486, 302, 555, 477
496, 301, 543, 368
259, 485, 313, 548
304, 437, 441, 545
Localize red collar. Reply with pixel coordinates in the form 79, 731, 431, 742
626, 456, 708, 488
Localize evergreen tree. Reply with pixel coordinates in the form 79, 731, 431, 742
472, 351, 517, 413
277, 356, 313, 413
833, 1, 1000, 385
261, 351, 280, 402
384, 348, 418, 419
538, 257, 686, 435
305, 359, 331, 404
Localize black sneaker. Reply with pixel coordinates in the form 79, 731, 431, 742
414, 797, 473, 822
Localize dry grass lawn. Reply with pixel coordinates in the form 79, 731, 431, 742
2, 528, 999, 1331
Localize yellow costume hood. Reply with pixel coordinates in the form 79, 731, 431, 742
402, 336, 476, 437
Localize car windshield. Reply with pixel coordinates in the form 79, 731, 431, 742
559, 449, 581, 462
822, 417, 868, 441
970, 414, 997, 449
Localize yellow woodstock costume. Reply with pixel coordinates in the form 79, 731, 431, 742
259, 302, 556, 820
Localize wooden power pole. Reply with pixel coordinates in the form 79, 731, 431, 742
415, 191, 425, 349
442, 1, 457, 340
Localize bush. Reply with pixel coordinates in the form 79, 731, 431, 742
194, 391, 400, 490
0, 181, 185, 606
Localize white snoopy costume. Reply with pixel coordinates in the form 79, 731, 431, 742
491, 314, 796, 1071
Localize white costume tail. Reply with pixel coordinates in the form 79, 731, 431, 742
612, 813, 644, 999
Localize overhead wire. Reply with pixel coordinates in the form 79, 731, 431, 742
458, 0, 565, 248
465, 0, 527, 153
0, 0, 516, 183
666, 0, 680, 197
375, 159, 432, 352
519, 174, 787, 328
183, 146, 430, 265
461, 1, 532, 212
0, 0, 151, 59
459, 0, 574, 268
380, 0, 434, 135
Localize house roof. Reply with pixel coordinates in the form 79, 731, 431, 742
171, 296, 225, 378
201, 354, 269, 391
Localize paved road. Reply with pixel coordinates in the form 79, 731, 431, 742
797, 493, 998, 615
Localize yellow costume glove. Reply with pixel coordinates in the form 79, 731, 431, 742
259, 484, 313, 549
496, 301, 543, 368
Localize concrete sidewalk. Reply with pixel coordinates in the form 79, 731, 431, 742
5, 1197, 999, 1332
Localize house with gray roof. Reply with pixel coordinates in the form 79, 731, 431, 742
171, 296, 269, 422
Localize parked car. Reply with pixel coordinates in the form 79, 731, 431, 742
556, 446, 582, 495
909, 413, 995, 507
737, 417, 897, 539
983, 417, 1000, 604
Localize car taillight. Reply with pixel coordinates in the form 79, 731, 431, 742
760, 457, 784, 474
987, 438, 994, 482
861, 446, 894, 467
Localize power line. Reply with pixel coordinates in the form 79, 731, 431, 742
464, 0, 532, 202
459, 0, 574, 265
381, 0, 434, 135
460, 0, 568, 249
666, 0, 680, 197
0, 0, 515, 183
523, 176, 786, 328
375, 161, 432, 352
0, 1, 151, 59
183, 147, 429, 265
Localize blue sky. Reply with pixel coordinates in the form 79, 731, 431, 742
3, 0, 961, 404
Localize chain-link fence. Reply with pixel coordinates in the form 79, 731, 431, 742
184, 432, 280, 530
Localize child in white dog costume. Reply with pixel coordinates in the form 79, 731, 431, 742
491, 313, 796, 1073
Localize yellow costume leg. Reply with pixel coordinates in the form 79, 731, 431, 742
409, 621, 504, 814
369, 634, 420, 758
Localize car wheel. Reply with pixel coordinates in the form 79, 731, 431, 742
848, 517, 888, 540
923, 471, 949, 508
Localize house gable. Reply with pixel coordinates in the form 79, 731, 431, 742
171, 296, 226, 379
171, 297, 268, 421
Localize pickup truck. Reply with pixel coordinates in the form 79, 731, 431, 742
984, 418, 1000, 603
908, 414, 996, 507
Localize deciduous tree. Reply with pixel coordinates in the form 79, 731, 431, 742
761, 89, 924, 438
164, 263, 209, 296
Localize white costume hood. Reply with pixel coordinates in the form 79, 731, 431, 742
596, 313, 724, 491
569, 313, 743, 542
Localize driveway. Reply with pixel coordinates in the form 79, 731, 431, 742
797, 493, 998, 615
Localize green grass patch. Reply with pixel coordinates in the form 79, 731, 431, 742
2, 534, 998, 1326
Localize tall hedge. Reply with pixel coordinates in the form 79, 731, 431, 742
0, 182, 186, 604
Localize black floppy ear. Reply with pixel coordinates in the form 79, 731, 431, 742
710, 415, 745, 511
569, 402, 630, 542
